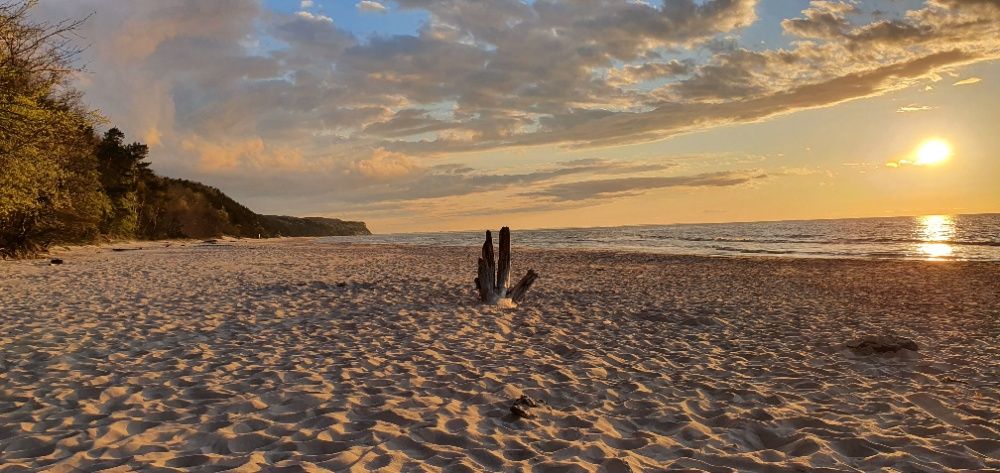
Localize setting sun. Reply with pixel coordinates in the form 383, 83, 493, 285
914, 139, 952, 166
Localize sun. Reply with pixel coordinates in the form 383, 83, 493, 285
913, 139, 952, 166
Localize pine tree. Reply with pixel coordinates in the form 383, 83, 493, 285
96, 128, 150, 237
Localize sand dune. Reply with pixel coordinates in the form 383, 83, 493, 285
1, 238, 998, 472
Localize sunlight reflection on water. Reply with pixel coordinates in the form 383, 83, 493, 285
325, 213, 1000, 261
917, 215, 955, 260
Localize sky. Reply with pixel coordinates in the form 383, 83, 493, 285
32, 0, 1000, 233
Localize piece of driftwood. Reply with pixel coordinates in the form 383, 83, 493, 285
475, 227, 537, 305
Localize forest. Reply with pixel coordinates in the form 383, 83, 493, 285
0, 2, 368, 258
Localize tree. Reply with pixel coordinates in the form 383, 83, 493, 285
0, 1, 369, 257
96, 128, 150, 237
1, 1, 107, 257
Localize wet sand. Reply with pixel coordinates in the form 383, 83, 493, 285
1, 238, 998, 472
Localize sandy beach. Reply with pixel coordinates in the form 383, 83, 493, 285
1, 238, 998, 472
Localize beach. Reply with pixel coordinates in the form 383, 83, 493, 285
1, 238, 998, 472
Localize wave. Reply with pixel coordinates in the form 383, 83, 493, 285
661, 235, 1000, 247
711, 246, 796, 255
324, 214, 1000, 261
832, 238, 1000, 247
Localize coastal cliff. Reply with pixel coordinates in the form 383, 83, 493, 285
259, 215, 371, 237
144, 176, 371, 239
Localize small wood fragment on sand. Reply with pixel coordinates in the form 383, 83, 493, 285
510, 394, 544, 419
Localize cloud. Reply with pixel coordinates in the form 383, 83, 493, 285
356, 1, 387, 13
780, 1, 857, 40
362, 109, 458, 138
953, 77, 982, 86
347, 158, 676, 204
346, 148, 420, 180
607, 60, 694, 87
27, 0, 1000, 221
300, 0, 314, 8
526, 171, 768, 202
896, 104, 935, 113
178, 135, 307, 173
40, 1, 999, 158
294, 11, 333, 23
385, 49, 978, 154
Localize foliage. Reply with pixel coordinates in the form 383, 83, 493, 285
258, 215, 371, 237
96, 128, 150, 237
137, 177, 371, 239
138, 176, 236, 239
1, 1, 108, 257
0, 1, 369, 258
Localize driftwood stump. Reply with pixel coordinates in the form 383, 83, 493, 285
475, 227, 537, 305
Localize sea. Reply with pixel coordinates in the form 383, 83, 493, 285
322, 213, 1000, 261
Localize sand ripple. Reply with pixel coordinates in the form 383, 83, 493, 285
1, 239, 998, 471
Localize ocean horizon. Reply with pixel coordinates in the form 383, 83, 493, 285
324, 213, 1000, 261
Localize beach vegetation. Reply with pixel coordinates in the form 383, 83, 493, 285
0, 1, 369, 258
1, 1, 108, 257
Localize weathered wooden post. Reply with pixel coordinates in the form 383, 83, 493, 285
475, 227, 537, 305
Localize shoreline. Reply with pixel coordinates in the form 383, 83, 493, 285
321, 240, 1000, 264
2, 238, 998, 471
6, 235, 298, 262
17, 229, 1000, 264
21, 238, 1000, 268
